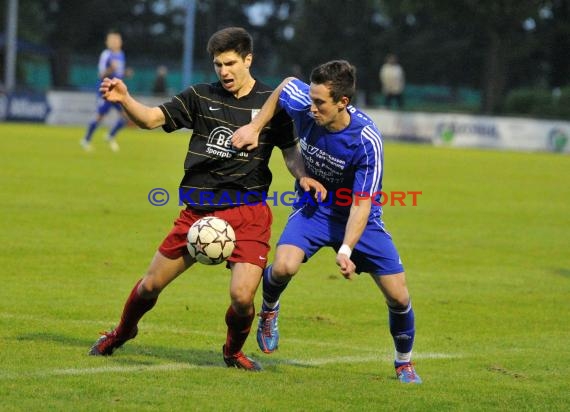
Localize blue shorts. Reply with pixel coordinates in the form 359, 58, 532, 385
277, 205, 404, 275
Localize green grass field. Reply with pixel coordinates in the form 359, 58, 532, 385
1, 123, 568, 411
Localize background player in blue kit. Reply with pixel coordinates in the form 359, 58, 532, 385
80, 30, 128, 152
231, 60, 422, 383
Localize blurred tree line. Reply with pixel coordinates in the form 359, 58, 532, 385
1, 0, 568, 116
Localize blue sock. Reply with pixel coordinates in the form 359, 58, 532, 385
84, 120, 98, 142
108, 118, 126, 138
262, 264, 289, 311
388, 301, 415, 366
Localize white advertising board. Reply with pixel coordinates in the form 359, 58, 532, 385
43, 92, 570, 154
367, 109, 570, 153
45, 91, 165, 126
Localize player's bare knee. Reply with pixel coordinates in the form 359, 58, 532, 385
384, 287, 410, 308
138, 275, 163, 297
232, 283, 258, 308
271, 260, 297, 279
386, 295, 410, 309
230, 293, 254, 313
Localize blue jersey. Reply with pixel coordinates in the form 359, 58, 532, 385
97, 49, 126, 84
94, 49, 126, 113
279, 79, 384, 221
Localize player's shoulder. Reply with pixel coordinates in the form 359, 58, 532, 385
349, 106, 380, 130
191, 81, 221, 92
346, 106, 383, 144
184, 82, 226, 99
253, 79, 272, 93
282, 78, 309, 95
245, 80, 284, 105
99, 49, 112, 60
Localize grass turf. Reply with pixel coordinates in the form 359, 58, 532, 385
0, 123, 568, 411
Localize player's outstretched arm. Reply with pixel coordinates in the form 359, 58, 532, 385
231, 77, 296, 150
99, 77, 165, 130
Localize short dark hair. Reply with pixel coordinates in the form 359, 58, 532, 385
206, 27, 253, 59
310, 60, 356, 102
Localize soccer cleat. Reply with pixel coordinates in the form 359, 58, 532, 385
395, 362, 422, 384
80, 139, 94, 152
107, 137, 120, 152
222, 345, 262, 372
256, 307, 279, 353
88, 326, 138, 356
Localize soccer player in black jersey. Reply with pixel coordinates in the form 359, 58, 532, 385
88, 27, 325, 371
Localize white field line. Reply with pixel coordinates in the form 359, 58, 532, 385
285, 352, 460, 367
0, 363, 207, 380
0, 352, 462, 380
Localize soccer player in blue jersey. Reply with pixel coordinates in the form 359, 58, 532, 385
80, 30, 128, 152
231, 60, 422, 383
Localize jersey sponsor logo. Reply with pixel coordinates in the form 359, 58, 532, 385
206, 126, 236, 158
205, 126, 249, 159
251, 109, 260, 120
209, 106, 222, 111
299, 139, 318, 155
299, 139, 346, 183
300, 140, 346, 166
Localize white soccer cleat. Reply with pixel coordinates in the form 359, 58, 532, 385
107, 138, 120, 152
80, 139, 94, 152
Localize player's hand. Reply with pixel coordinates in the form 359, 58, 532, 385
231, 124, 260, 151
99, 77, 127, 103
336, 252, 356, 280
298, 177, 327, 203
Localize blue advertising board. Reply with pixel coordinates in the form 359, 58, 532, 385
0, 91, 50, 122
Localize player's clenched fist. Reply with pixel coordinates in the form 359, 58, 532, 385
336, 252, 356, 280
99, 77, 128, 103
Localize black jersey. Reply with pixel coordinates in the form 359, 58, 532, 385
159, 80, 297, 211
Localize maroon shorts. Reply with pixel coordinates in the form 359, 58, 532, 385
158, 203, 273, 268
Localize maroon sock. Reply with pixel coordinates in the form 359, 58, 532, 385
115, 279, 157, 338
224, 305, 254, 356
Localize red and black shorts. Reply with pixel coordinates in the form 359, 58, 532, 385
158, 203, 273, 268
